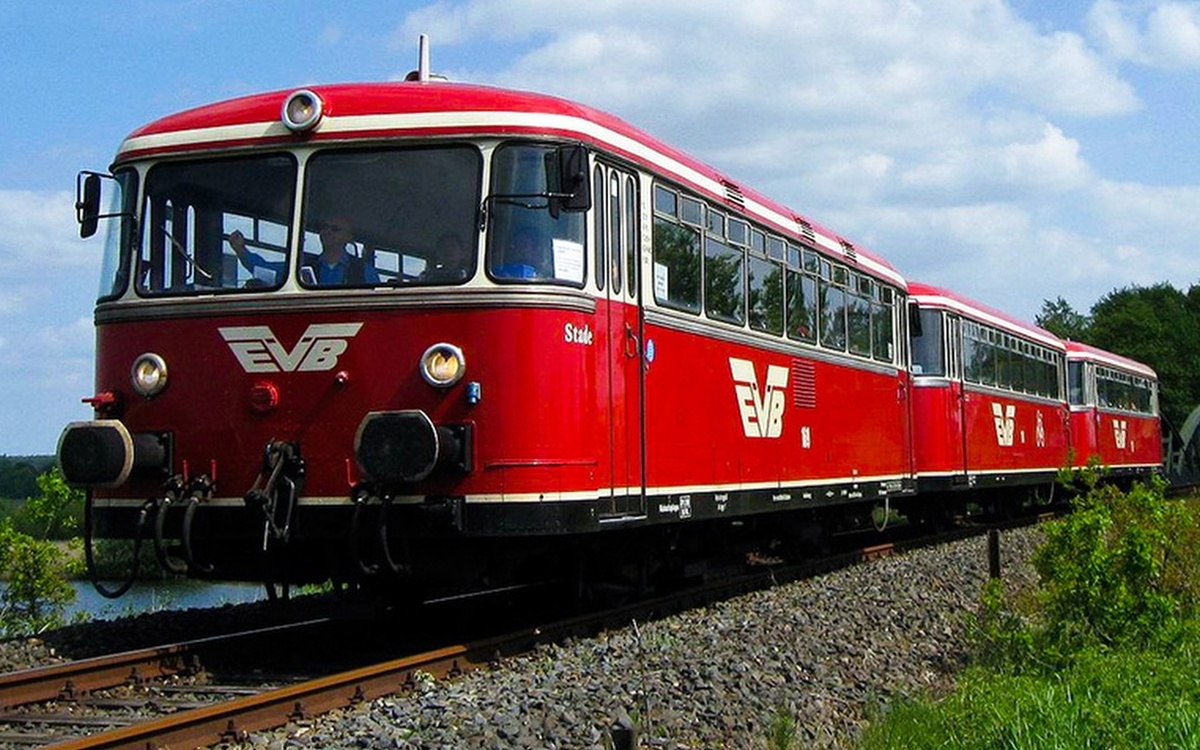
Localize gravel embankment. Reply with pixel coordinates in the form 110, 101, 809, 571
218, 526, 1042, 749
0, 526, 1042, 748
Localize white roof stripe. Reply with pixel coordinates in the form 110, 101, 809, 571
118, 110, 906, 287
1066, 347, 1157, 379
912, 292, 1062, 349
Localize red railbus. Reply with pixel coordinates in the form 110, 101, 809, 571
908, 282, 1070, 502
1065, 340, 1162, 477
60, 75, 914, 595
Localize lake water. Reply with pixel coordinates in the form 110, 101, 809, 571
65, 579, 269, 622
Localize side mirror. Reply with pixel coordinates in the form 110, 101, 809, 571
76, 172, 102, 239
547, 144, 590, 217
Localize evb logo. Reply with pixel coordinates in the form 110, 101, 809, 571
1114, 419, 1128, 450
730, 357, 789, 438
220, 323, 363, 373
992, 403, 1016, 447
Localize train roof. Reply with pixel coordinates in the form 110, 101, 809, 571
114, 81, 904, 287
907, 281, 1063, 350
1064, 340, 1157, 379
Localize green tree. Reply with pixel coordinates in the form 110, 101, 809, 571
1036, 296, 1091, 340
25, 468, 84, 540
0, 457, 43, 501
1086, 283, 1200, 428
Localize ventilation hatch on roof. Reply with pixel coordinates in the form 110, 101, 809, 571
795, 218, 816, 243
839, 238, 858, 263
722, 180, 745, 210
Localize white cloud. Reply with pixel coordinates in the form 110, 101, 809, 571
1002, 124, 1091, 191
0, 190, 99, 452
0, 190, 94, 273
1087, 0, 1200, 67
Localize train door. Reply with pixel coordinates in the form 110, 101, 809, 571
947, 314, 970, 480
593, 162, 645, 517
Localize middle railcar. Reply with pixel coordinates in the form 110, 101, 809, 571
908, 282, 1071, 498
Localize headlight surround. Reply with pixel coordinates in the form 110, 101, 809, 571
131, 353, 169, 397
282, 89, 323, 132
420, 343, 465, 388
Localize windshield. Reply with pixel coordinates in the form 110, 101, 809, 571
487, 143, 586, 285
299, 146, 482, 287
136, 155, 296, 295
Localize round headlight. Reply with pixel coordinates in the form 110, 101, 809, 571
282, 89, 323, 132
420, 343, 465, 388
131, 353, 169, 397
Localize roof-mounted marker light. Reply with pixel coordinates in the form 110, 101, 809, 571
282, 89, 323, 132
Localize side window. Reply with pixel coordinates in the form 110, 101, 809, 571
963, 321, 983, 384
97, 168, 138, 302
872, 285, 895, 363
911, 308, 944, 376
652, 185, 701, 313
705, 235, 745, 325
996, 336, 1013, 390
609, 172, 622, 294
819, 260, 848, 351
786, 267, 817, 343
748, 255, 784, 335
593, 166, 606, 292
847, 274, 872, 357
625, 175, 638, 298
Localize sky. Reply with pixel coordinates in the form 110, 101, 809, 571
2, 0, 1199, 455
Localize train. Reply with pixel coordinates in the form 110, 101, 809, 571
58, 50, 1162, 600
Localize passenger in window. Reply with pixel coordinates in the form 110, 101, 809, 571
420, 232, 474, 283
494, 226, 551, 280
229, 215, 380, 286
227, 231, 282, 285
304, 217, 380, 285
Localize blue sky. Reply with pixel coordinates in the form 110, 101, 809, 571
2, 0, 1199, 455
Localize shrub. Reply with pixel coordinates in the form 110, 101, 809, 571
0, 521, 81, 636
972, 478, 1200, 671
1034, 477, 1199, 652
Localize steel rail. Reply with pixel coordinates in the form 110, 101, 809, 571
0, 618, 331, 711
40, 635, 531, 750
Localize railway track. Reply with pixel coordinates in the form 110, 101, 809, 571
0, 514, 1051, 749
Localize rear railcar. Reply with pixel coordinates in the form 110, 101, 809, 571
1065, 340, 1162, 479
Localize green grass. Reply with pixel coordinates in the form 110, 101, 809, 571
859, 482, 1200, 749
861, 636, 1200, 749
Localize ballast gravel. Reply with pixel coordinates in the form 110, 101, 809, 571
0, 526, 1042, 748
234, 526, 1042, 749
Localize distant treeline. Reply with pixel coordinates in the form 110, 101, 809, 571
0, 455, 55, 501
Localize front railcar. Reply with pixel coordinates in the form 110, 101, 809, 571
59, 84, 610, 594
